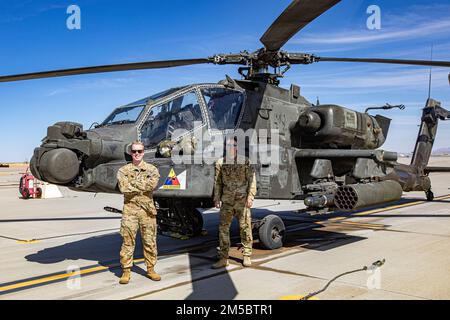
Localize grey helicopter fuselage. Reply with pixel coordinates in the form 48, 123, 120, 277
29, 77, 449, 237
7, 0, 449, 242
31, 77, 402, 201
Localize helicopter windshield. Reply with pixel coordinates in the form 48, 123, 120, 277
101, 105, 145, 126
140, 91, 203, 148
125, 87, 187, 107
201, 87, 244, 130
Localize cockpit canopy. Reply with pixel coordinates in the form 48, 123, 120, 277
101, 105, 145, 126
101, 87, 187, 126
201, 87, 244, 130
101, 84, 245, 148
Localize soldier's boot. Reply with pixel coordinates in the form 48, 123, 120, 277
119, 268, 131, 284
212, 258, 229, 269
243, 256, 252, 267
147, 268, 161, 281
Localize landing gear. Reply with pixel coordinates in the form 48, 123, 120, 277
156, 200, 204, 238
255, 214, 285, 250
425, 189, 434, 201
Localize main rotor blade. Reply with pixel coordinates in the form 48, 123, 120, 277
316, 57, 450, 68
260, 0, 341, 52
0, 58, 211, 83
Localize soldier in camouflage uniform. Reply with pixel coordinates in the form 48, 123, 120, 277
213, 138, 257, 268
157, 136, 198, 158
117, 141, 161, 284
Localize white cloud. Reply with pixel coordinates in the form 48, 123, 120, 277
297, 20, 450, 45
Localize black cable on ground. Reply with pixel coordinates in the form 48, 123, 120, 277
301, 259, 386, 300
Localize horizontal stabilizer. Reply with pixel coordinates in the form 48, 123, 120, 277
425, 166, 450, 173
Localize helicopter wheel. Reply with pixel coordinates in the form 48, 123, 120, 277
187, 207, 204, 237
425, 190, 434, 202
258, 214, 285, 250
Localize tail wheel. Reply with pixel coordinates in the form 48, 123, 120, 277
258, 214, 285, 250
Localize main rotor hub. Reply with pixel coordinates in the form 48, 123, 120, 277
209, 49, 317, 84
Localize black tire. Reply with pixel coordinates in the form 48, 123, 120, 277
36, 187, 42, 198
258, 214, 285, 250
189, 208, 204, 236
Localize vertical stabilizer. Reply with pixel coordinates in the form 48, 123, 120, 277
411, 98, 450, 170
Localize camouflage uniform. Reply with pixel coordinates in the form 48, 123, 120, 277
214, 156, 257, 258
117, 161, 160, 269
158, 136, 198, 158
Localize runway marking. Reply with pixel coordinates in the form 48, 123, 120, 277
0, 259, 139, 294
279, 294, 318, 300
17, 239, 40, 244
326, 221, 385, 230
352, 194, 450, 217
328, 194, 450, 222
0, 228, 119, 244
0, 241, 215, 295
1, 194, 450, 296
0, 265, 110, 293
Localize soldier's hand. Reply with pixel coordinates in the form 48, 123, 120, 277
215, 200, 222, 209
246, 198, 253, 208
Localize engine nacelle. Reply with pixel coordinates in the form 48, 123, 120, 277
296, 105, 391, 149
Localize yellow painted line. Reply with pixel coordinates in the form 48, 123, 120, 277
0, 258, 144, 293
318, 221, 384, 230
329, 217, 345, 221
319, 194, 450, 228
0, 266, 106, 293
336, 221, 384, 227
279, 294, 318, 300
334, 221, 384, 229
16, 239, 40, 244
3, 194, 450, 294
353, 194, 450, 217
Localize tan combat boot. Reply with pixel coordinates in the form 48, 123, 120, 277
243, 256, 252, 267
119, 268, 131, 284
147, 268, 161, 281
212, 258, 229, 269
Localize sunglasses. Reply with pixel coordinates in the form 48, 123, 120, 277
131, 149, 144, 154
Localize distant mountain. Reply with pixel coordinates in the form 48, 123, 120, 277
433, 148, 450, 155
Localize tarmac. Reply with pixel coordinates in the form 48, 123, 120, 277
0, 157, 449, 300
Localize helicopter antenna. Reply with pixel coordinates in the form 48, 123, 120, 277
427, 44, 434, 100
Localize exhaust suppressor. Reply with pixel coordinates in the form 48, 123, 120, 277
334, 180, 403, 211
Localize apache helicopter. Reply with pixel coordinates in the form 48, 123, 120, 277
2, 0, 450, 249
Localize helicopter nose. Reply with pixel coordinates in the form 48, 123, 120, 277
37, 148, 80, 184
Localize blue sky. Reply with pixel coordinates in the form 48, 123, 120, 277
0, 0, 449, 162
